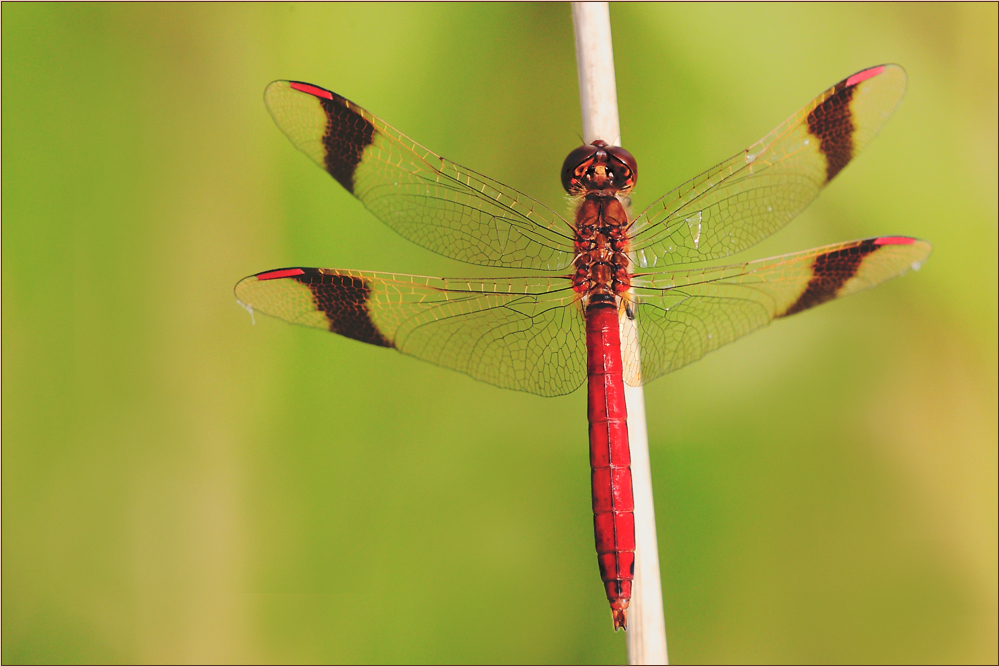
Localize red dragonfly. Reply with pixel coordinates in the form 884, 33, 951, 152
236, 64, 930, 630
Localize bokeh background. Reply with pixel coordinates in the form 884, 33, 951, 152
4, 3, 997, 664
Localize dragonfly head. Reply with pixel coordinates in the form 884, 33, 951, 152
561, 140, 637, 196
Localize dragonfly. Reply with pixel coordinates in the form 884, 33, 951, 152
235, 64, 930, 631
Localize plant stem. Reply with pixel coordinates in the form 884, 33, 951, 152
570, 3, 668, 664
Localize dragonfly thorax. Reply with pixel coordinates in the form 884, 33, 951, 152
572, 192, 632, 302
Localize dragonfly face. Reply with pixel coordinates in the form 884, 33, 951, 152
561, 140, 637, 195
236, 65, 930, 630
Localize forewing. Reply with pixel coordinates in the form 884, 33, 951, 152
621, 236, 931, 386
235, 268, 586, 396
264, 81, 575, 270
629, 65, 908, 269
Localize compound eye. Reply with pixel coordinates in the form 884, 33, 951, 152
607, 146, 638, 185
561, 144, 600, 192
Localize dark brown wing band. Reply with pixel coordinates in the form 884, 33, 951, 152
289, 81, 376, 193
267, 267, 393, 347
806, 70, 868, 183
780, 238, 879, 316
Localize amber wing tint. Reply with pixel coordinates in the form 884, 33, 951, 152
237, 270, 588, 396
621, 236, 931, 387
237, 237, 929, 395
264, 81, 576, 271
627, 65, 908, 269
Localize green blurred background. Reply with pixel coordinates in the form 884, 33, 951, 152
3, 3, 997, 664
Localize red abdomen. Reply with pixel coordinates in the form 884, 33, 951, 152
586, 301, 635, 630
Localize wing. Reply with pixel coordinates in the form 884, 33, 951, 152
264, 81, 575, 270
620, 236, 931, 386
235, 268, 586, 397
628, 65, 908, 269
